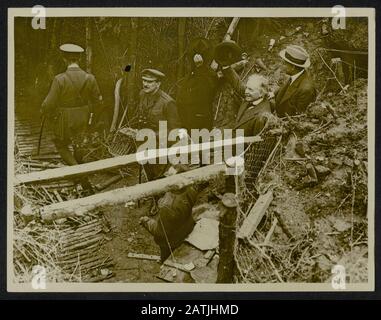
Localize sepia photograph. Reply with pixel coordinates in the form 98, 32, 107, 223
7, 7, 375, 292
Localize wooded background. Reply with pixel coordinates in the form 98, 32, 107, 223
14, 16, 368, 127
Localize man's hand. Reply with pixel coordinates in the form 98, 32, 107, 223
178, 128, 188, 140
139, 216, 150, 226
193, 54, 204, 67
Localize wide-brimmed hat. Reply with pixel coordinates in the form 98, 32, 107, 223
279, 45, 311, 68
141, 68, 165, 81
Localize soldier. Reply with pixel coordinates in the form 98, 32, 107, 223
274, 45, 316, 117
139, 165, 198, 262
136, 68, 183, 181
41, 43, 102, 192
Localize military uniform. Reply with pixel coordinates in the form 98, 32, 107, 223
41, 44, 102, 192
137, 69, 182, 181
141, 186, 197, 262
137, 88, 181, 133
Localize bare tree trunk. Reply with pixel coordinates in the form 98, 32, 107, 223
177, 18, 186, 81
224, 17, 240, 41
127, 18, 138, 108
85, 18, 93, 73
49, 18, 57, 52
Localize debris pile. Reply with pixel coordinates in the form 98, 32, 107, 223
14, 145, 115, 282
57, 218, 114, 282
236, 78, 368, 283
14, 213, 114, 282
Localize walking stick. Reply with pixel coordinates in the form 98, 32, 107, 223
137, 164, 142, 208
37, 115, 46, 156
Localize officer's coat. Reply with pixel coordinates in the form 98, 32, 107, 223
138, 89, 181, 133
41, 65, 101, 141
42, 65, 101, 114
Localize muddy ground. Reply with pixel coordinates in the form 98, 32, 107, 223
96, 168, 163, 283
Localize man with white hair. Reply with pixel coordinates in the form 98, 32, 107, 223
222, 66, 273, 136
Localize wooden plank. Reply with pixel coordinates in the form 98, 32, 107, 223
264, 217, 278, 245
262, 217, 278, 254
15, 136, 260, 186
128, 253, 161, 261
39, 163, 227, 221
94, 174, 123, 191
237, 191, 273, 240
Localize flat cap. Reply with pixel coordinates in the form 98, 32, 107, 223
59, 43, 84, 53
141, 68, 165, 81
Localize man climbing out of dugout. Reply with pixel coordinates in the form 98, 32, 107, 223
41, 43, 103, 193
139, 165, 199, 262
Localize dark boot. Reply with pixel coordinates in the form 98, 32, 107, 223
53, 139, 78, 166
73, 145, 86, 164
79, 177, 95, 195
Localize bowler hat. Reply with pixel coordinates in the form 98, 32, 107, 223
279, 45, 311, 68
214, 40, 243, 66
141, 68, 165, 81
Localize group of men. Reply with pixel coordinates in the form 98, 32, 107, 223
41, 41, 316, 174
41, 40, 317, 261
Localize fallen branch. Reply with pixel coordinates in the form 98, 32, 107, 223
311, 119, 334, 134
316, 49, 346, 92
247, 239, 284, 283
283, 157, 309, 161
264, 217, 278, 246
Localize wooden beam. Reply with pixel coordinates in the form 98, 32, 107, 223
224, 17, 240, 41
264, 217, 278, 245
237, 191, 273, 240
39, 163, 227, 221
217, 193, 238, 283
15, 136, 261, 186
